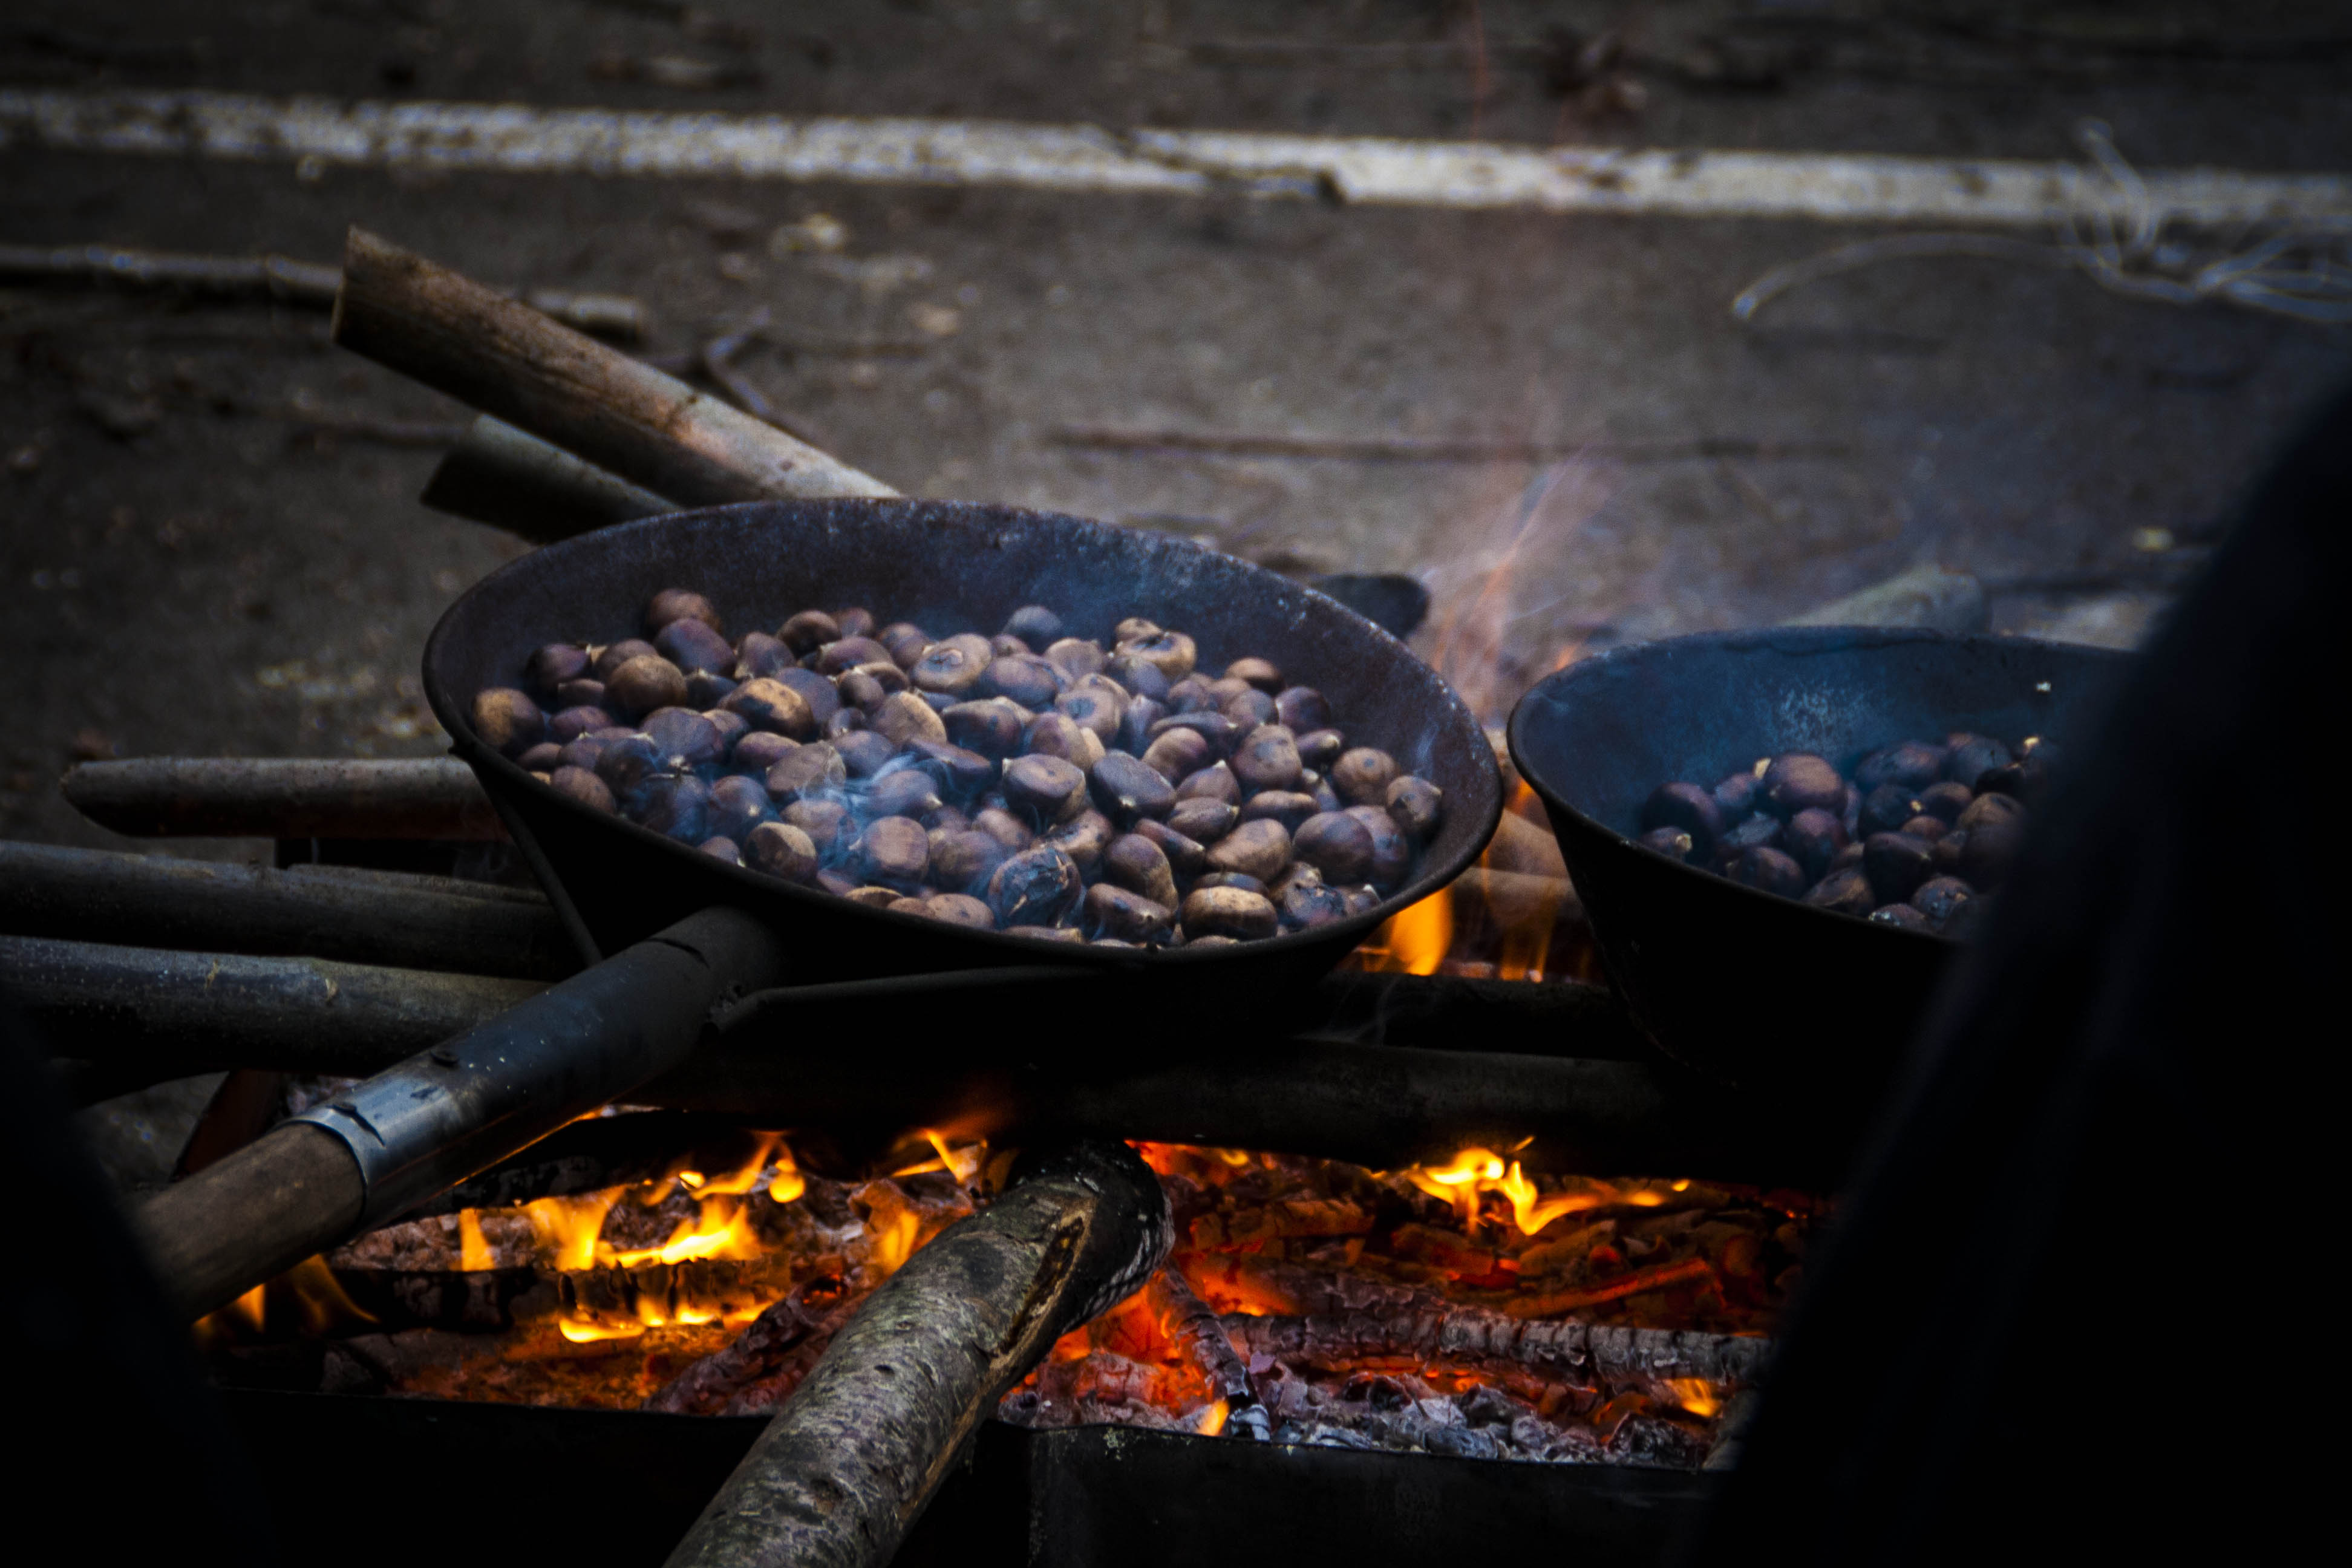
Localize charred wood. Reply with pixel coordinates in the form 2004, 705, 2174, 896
665, 1141, 1171, 1568
661, 1027, 1843, 1189
1147, 1267, 1268, 1439
644, 1279, 864, 1417
0, 843, 575, 979
332, 227, 893, 508
62, 757, 505, 840
1304, 969, 1648, 1057
1222, 1310, 1771, 1389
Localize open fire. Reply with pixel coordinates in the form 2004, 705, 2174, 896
198, 1120, 1811, 1469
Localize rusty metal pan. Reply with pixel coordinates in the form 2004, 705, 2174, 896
422, 499, 1500, 1013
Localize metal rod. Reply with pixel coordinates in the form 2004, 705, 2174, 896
0, 842, 575, 979
61, 757, 505, 840
665, 1140, 1171, 1568
132, 906, 789, 1320
420, 413, 673, 543
332, 227, 895, 506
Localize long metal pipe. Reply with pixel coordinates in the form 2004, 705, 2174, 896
131, 906, 789, 1320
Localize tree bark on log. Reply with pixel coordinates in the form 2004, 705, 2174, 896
665, 1142, 1171, 1568
0, 843, 575, 979
63, 757, 504, 840
332, 228, 895, 507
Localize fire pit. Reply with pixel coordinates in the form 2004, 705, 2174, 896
197, 1106, 1803, 1567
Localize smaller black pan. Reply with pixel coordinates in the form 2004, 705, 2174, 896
1507, 628, 2129, 1094
422, 499, 1501, 1019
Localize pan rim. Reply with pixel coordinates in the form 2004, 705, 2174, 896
1505, 626, 2131, 949
423, 497, 1503, 969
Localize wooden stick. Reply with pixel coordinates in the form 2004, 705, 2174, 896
0, 842, 575, 979
0, 241, 650, 339
665, 1142, 1170, 1568
332, 227, 896, 506
5, 935, 544, 1077
1149, 1267, 1268, 1438
62, 757, 505, 840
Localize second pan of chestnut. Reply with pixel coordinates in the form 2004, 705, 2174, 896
1507, 627, 2127, 1097
422, 499, 1503, 1013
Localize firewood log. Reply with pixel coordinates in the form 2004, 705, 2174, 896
665, 1141, 1170, 1568
62, 757, 503, 841
333, 228, 895, 508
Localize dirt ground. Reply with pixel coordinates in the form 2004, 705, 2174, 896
6, 0, 2351, 858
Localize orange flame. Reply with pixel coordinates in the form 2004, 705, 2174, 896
1402, 1149, 1687, 1236
1662, 1377, 1721, 1418
229, 1283, 266, 1332
458, 1209, 494, 1272
1354, 892, 1453, 976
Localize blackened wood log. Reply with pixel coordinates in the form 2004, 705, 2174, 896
663, 1027, 1843, 1190
133, 907, 788, 1321
63, 757, 504, 841
2, 935, 544, 1076
333, 228, 895, 506
1223, 1310, 1773, 1388
1305, 969, 1648, 1057
666, 1141, 1171, 1568
1148, 1267, 1267, 1438
421, 414, 673, 544
9, 933, 1842, 1185
644, 1281, 863, 1417
0, 843, 575, 979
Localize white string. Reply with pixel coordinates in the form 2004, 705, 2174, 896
1734, 120, 2352, 327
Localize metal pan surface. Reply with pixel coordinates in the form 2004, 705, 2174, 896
1508, 628, 2127, 1092
423, 499, 1500, 1013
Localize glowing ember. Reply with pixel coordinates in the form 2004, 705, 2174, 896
195, 1130, 1812, 1468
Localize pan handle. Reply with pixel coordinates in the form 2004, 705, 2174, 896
461, 748, 604, 970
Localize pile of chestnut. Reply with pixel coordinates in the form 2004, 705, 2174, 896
469, 589, 1443, 948
1638, 732, 2053, 935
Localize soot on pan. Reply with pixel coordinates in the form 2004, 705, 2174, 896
471, 590, 1445, 947
1636, 733, 2054, 935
